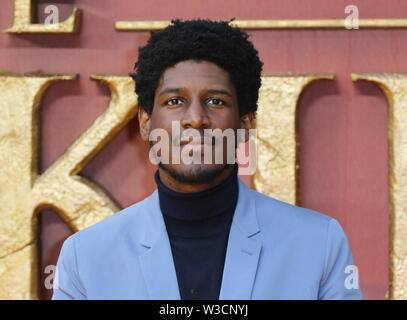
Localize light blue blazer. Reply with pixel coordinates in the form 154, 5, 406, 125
52, 178, 362, 300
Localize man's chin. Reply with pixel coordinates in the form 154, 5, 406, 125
158, 163, 230, 185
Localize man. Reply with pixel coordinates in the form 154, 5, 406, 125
52, 19, 362, 300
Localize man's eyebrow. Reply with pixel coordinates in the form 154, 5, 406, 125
158, 87, 186, 97
207, 89, 233, 98
158, 87, 233, 98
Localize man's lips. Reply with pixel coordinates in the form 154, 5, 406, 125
178, 136, 215, 152
179, 136, 214, 146
186, 144, 205, 152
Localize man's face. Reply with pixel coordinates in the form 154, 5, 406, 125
139, 59, 252, 185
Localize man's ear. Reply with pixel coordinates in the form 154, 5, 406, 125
138, 106, 151, 142
240, 111, 255, 142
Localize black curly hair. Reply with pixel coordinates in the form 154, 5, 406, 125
130, 18, 263, 117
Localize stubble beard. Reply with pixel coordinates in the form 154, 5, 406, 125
149, 138, 235, 185
158, 162, 231, 185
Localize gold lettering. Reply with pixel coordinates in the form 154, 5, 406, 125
3, 0, 80, 34
115, 19, 407, 31
0, 72, 138, 299
352, 73, 407, 300
253, 75, 335, 205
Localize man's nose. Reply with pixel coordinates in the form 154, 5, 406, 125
180, 98, 210, 129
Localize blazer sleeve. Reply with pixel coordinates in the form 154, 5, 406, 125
318, 218, 363, 300
52, 234, 87, 300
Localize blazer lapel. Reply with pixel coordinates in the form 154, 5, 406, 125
219, 178, 262, 300
135, 178, 262, 300
137, 190, 181, 300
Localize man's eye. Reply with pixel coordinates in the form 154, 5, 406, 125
207, 98, 225, 106
166, 98, 183, 106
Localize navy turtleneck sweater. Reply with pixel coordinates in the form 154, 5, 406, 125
154, 164, 239, 300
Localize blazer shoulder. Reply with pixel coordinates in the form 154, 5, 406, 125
249, 188, 333, 235
67, 190, 157, 250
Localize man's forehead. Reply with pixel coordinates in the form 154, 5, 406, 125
157, 60, 235, 92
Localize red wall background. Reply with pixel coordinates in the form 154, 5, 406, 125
1, 0, 405, 299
